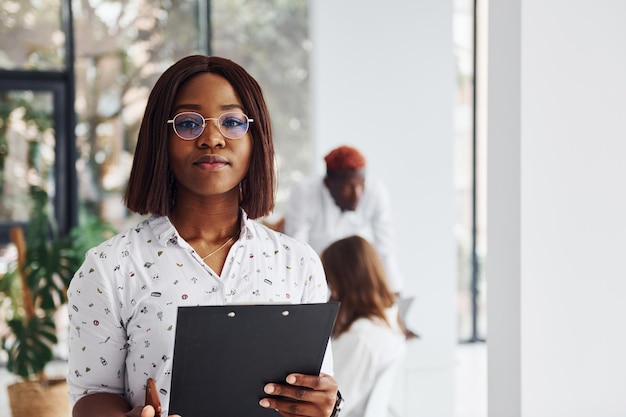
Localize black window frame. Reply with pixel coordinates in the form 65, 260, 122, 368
0, 0, 76, 243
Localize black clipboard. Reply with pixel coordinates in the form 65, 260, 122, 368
168, 302, 339, 417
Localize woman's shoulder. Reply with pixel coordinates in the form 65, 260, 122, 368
342, 313, 404, 340
88, 217, 156, 253
335, 316, 406, 357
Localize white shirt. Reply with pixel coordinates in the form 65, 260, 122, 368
67, 212, 332, 416
284, 175, 404, 292
331, 306, 407, 417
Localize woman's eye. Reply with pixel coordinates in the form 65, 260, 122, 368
177, 119, 201, 129
222, 117, 244, 128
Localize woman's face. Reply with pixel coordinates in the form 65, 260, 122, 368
168, 72, 252, 200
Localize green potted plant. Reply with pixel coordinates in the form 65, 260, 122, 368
0, 185, 115, 417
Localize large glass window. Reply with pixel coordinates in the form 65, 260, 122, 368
0, 73, 73, 239
0, 90, 56, 224
0, 0, 66, 70
1, 0, 77, 250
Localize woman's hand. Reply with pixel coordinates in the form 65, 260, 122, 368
259, 372, 339, 417
125, 405, 181, 417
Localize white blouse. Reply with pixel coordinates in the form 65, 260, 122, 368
67, 212, 331, 416
331, 305, 407, 417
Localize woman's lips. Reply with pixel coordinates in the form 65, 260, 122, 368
193, 155, 229, 170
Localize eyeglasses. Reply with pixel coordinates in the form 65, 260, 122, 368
167, 111, 254, 140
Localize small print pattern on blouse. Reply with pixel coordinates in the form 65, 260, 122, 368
66, 212, 328, 415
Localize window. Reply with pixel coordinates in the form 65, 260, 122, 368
454, 0, 486, 342
1, 0, 75, 243
0, 0, 66, 71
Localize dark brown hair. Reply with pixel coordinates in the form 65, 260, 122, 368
124, 55, 275, 218
320, 235, 397, 338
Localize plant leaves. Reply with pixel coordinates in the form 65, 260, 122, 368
3, 315, 57, 379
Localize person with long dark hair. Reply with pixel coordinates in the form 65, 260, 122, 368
67, 55, 341, 417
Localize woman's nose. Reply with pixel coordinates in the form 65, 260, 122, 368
196, 120, 226, 148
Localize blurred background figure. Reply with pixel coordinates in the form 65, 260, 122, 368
284, 145, 404, 295
321, 235, 407, 417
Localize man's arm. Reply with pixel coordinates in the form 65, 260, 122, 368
370, 179, 404, 293
283, 179, 314, 242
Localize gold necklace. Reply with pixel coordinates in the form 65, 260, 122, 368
201, 236, 235, 261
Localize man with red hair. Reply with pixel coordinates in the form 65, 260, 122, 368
284, 145, 403, 293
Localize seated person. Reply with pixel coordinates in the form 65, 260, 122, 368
321, 235, 407, 417
284, 145, 404, 294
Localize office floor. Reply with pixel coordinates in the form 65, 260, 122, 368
0, 343, 487, 417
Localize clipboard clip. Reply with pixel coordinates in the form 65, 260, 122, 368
227, 310, 290, 317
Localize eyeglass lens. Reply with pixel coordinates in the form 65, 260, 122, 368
171, 112, 251, 140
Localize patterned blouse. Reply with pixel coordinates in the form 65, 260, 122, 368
67, 212, 330, 415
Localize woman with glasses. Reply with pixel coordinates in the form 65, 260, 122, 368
67, 55, 341, 417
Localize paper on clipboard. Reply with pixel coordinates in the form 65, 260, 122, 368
168, 302, 339, 417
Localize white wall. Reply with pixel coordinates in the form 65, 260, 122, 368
487, 1, 626, 416
309, 1, 458, 416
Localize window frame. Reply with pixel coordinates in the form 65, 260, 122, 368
0, 71, 77, 243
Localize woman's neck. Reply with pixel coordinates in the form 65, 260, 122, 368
169, 191, 241, 243
169, 201, 241, 276
170, 207, 240, 240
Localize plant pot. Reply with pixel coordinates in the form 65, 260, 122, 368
7, 377, 70, 417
